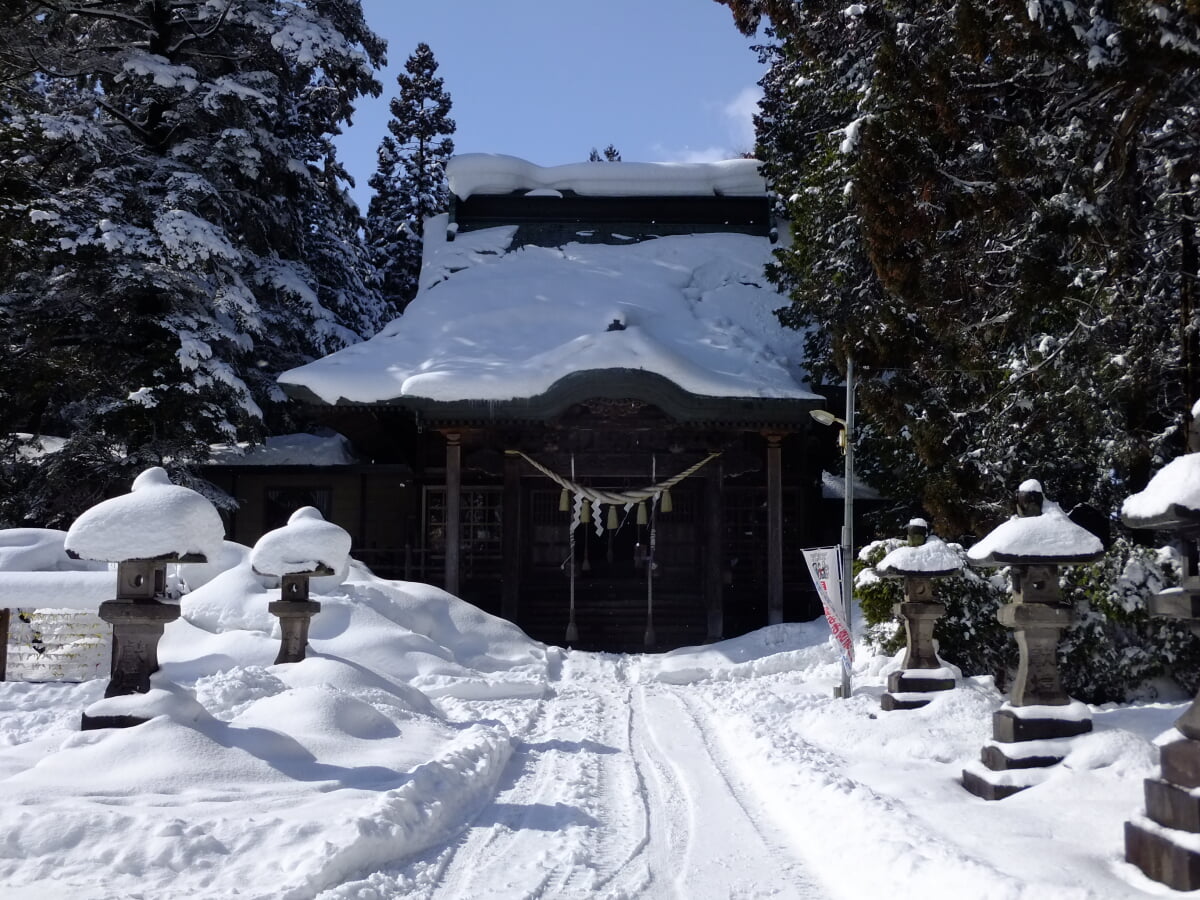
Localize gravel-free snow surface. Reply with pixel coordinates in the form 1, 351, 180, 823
0, 554, 1186, 899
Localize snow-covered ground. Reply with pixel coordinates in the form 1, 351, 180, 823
0, 557, 1189, 899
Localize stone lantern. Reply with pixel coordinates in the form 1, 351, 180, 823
250, 507, 351, 664
1121, 450, 1200, 889
876, 518, 961, 710
961, 479, 1103, 801
65, 467, 224, 729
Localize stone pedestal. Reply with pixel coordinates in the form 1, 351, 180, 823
269, 572, 321, 664
81, 597, 180, 731
963, 598, 1091, 800
1125, 739, 1200, 890
1124, 578, 1200, 888
269, 599, 322, 664
881, 597, 954, 711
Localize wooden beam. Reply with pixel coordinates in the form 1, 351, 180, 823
704, 459, 724, 642
444, 432, 461, 596
502, 451, 522, 622
767, 434, 784, 625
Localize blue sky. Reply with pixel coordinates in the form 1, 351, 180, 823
337, 0, 766, 210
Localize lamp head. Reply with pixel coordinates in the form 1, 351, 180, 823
809, 409, 844, 428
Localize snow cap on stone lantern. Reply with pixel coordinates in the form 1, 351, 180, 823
876, 522, 962, 578
250, 507, 351, 577
65, 467, 224, 562
1121, 452, 1200, 531
967, 481, 1103, 567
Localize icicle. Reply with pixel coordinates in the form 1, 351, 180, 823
559, 487, 569, 512
661, 488, 673, 514
637, 501, 647, 525
606, 504, 619, 530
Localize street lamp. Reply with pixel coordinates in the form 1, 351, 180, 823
810, 356, 855, 699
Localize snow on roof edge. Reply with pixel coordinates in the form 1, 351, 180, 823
447, 154, 766, 200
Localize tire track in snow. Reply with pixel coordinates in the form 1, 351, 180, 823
415, 652, 651, 899
630, 684, 828, 899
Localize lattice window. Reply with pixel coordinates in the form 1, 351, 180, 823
424, 487, 503, 579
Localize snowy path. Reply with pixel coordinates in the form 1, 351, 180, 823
382, 651, 827, 900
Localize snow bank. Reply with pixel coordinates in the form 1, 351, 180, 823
64, 467, 225, 562
446, 153, 765, 200
0, 571, 115, 611
0, 559, 549, 898
640, 621, 843, 685
0, 528, 106, 573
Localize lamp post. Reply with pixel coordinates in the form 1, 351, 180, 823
810, 356, 855, 699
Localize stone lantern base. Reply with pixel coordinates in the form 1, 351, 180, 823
881, 669, 957, 711
1126, 739, 1200, 890
961, 701, 1092, 800
1124, 585, 1200, 890
81, 598, 180, 731
269, 599, 321, 664
880, 600, 955, 711
963, 602, 1091, 801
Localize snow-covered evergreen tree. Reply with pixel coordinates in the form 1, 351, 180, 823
589, 145, 622, 161
0, 1, 387, 526
365, 43, 455, 313
719, 0, 1200, 535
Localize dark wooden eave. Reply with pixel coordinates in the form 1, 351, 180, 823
281, 368, 824, 430
453, 192, 771, 235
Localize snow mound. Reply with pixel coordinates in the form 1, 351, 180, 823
65, 467, 225, 562
642, 622, 841, 684
0, 528, 105, 572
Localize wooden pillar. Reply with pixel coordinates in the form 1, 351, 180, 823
444, 432, 461, 596
502, 451, 522, 623
0, 608, 8, 681
767, 433, 784, 625
704, 458, 724, 642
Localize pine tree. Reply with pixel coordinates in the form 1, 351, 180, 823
366, 43, 456, 313
0, 1, 387, 526
589, 144, 622, 161
718, 0, 1200, 534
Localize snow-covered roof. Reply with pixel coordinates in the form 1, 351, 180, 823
250, 507, 352, 577
876, 535, 962, 578
446, 154, 766, 200
1121, 453, 1200, 530
208, 432, 357, 467
279, 206, 820, 416
967, 499, 1103, 567
65, 467, 225, 563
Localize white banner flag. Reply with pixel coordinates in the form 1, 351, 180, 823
801, 546, 854, 668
